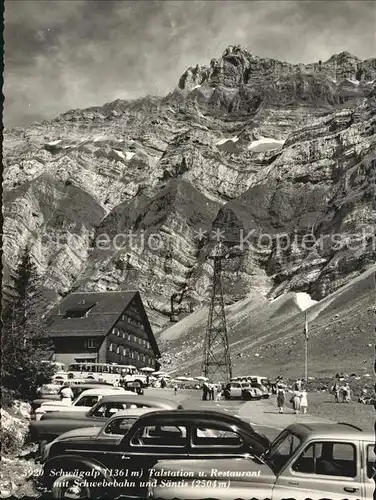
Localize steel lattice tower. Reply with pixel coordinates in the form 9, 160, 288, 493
202, 243, 233, 383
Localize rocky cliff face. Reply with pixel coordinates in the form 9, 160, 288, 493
3, 46, 376, 332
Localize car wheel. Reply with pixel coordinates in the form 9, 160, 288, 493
51, 474, 95, 499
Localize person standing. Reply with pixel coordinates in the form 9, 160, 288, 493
292, 391, 301, 414
333, 383, 340, 403
174, 383, 178, 395
300, 390, 308, 414
276, 385, 285, 414
59, 382, 74, 404
342, 383, 351, 403
202, 382, 208, 401
208, 382, 213, 401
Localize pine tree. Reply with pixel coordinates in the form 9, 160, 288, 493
1, 248, 55, 404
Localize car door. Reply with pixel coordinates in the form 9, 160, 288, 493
231, 383, 242, 398
362, 443, 375, 499
272, 440, 363, 500
109, 422, 191, 496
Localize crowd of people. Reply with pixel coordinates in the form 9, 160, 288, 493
202, 381, 222, 400
331, 382, 352, 403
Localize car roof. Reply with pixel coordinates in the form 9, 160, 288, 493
107, 408, 158, 420
79, 388, 125, 396
98, 394, 181, 407
286, 422, 373, 442
126, 409, 255, 430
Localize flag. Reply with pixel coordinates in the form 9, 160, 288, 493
304, 312, 309, 341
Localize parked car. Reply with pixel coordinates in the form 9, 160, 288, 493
223, 382, 262, 400
40, 407, 159, 463
121, 380, 144, 394
29, 394, 184, 450
34, 387, 130, 420
241, 384, 265, 400
39, 409, 270, 499
32, 382, 114, 412
149, 422, 374, 499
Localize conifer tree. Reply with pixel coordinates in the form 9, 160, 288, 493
1, 247, 55, 404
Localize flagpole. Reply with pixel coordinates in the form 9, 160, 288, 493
304, 311, 308, 387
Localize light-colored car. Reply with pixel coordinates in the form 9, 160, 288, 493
223, 382, 262, 400
149, 422, 375, 499
34, 387, 132, 420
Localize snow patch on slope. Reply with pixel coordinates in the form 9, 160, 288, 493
248, 137, 285, 152
294, 292, 318, 311
216, 136, 239, 146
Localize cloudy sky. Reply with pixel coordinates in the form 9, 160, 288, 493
5, 0, 375, 127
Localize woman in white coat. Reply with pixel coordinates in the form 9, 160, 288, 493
300, 390, 308, 414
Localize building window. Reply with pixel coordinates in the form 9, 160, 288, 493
116, 345, 120, 354
109, 342, 113, 352
127, 333, 131, 341
87, 339, 96, 349
122, 331, 126, 339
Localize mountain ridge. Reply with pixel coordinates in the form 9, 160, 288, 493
3, 47, 376, 355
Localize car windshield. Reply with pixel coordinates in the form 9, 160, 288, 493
263, 430, 302, 474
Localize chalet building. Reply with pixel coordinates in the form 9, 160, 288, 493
46, 291, 161, 370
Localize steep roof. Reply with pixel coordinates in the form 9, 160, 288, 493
47, 290, 138, 337
47, 290, 160, 357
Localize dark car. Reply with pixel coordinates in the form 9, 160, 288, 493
40, 408, 159, 463
40, 409, 270, 499
29, 394, 183, 450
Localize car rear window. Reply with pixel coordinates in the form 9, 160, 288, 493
130, 425, 188, 447
367, 445, 375, 479
104, 417, 138, 435
192, 426, 243, 448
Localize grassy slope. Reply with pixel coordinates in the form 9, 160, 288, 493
158, 265, 376, 379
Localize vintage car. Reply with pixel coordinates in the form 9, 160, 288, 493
149, 422, 375, 500
29, 394, 184, 449
40, 409, 270, 499
31, 382, 113, 411
40, 407, 219, 466
223, 382, 262, 400
34, 387, 131, 420
40, 407, 159, 463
